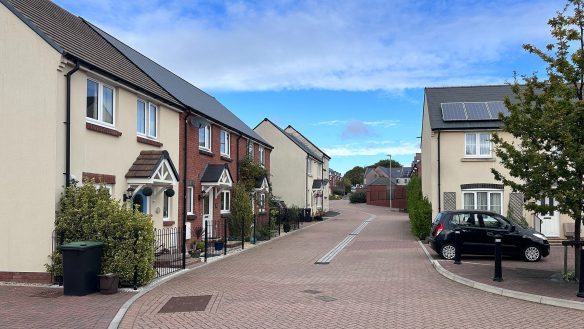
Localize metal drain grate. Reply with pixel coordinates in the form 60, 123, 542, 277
29, 289, 63, 298
315, 295, 337, 302
302, 289, 322, 294
158, 295, 212, 313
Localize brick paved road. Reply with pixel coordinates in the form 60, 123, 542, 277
119, 201, 583, 328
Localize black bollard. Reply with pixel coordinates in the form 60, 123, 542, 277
204, 221, 208, 263
577, 245, 584, 298
224, 217, 227, 256
454, 229, 462, 265
493, 234, 503, 282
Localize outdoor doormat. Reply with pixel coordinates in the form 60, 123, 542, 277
158, 295, 212, 313
315, 295, 337, 302
302, 289, 322, 294
29, 289, 63, 298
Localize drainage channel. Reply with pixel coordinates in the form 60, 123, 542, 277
315, 215, 375, 264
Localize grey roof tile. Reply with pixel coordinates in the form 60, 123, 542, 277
88, 22, 271, 148
200, 164, 231, 183
424, 85, 515, 131
4, 0, 180, 106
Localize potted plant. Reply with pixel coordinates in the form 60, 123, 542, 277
314, 210, 324, 221
189, 249, 201, 258
214, 240, 225, 251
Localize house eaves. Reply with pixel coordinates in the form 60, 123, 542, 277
3, 0, 183, 110
284, 125, 331, 160
87, 22, 273, 149
257, 118, 323, 162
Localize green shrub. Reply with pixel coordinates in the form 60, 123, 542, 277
349, 191, 366, 203
228, 183, 253, 239
406, 177, 432, 240
49, 181, 155, 286
287, 206, 300, 223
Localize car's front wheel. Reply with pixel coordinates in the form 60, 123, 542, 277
523, 245, 542, 262
440, 243, 456, 260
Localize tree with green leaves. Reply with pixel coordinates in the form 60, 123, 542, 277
344, 166, 365, 185
491, 0, 584, 274
228, 183, 253, 239
369, 159, 402, 168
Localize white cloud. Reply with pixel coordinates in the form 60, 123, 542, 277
323, 141, 420, 157
56, 0, 561, 91
313, 119, 399, 127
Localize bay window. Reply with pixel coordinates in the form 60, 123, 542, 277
462, 190, 503, 214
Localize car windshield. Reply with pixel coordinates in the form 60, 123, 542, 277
433, 212, 443, 225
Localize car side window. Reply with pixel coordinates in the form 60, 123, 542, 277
481, 214, 503, 229
452, 213, 477, 227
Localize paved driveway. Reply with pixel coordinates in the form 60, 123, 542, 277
119, 201, 583, 328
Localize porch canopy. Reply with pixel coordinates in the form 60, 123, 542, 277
312, 179, 328, 190
254, 176, 269, 193
200, 164, 233, 196
125, 150, 179, 191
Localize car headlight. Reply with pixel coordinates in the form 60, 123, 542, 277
533, 233, 547, 240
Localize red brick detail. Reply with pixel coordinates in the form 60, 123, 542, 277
163, 220, 175, 227
137, 136, 163, 147
82, 172, 116, 184
0, 271, 51, 284
177, 113, 271, 240
86, 122, 122, 137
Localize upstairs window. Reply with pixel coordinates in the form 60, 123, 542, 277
259, 146, 265, 166
137, 100, 157, 138
307, 158, 312, 176
247, 140, 254, 158
220, 130, 230, 157
465, 132, 491, 157
86, 79, 115, 126
199, 124, 211, 150
317, 163, 322, 178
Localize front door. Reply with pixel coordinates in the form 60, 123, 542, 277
203, 192, 213, 238
132, 190, 149, 214
539, 197, 560, 237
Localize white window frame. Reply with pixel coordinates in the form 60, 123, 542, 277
220, 190, 231, 214
199, 124, 211, 151
86, 78, 116, 128
461, 189, 503, 215
163, 193, 171, 220
259, 146, 265, 166
307, 158, 313, 176
259, 193, 266, 212
317, 163, 322, 178
220, 130, 231, 157
464, 132, 491, 158
136, 99, 157, 139
187, 186, 194, 215
247, 140, 254, 158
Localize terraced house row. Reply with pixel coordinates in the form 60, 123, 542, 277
0, 0, 280, 283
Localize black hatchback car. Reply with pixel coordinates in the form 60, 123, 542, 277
428, 210, 550, 262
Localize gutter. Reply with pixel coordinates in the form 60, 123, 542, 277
437, 131, 441, 212
64, 61, 80, 187
181, 111, 192, 269
305, 156, 309, 209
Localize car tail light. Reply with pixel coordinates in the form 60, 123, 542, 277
432, 223, 444, 237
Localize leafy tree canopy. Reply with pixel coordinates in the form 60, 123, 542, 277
343, 166, 365, 185
492, 0, 584, 244
369, 159, 402, 168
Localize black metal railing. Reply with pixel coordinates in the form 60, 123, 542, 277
153, 227, 182, 279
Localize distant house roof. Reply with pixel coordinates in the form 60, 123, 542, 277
256, 119, 323, 161
378, 167, 402, 179
368, 177, 394, 186
284, 126, 331, 160
3, 0, 180, 108
88, 23, 271, 148
424, 85, 515, 131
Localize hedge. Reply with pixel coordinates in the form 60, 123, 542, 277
349, 191, 366, 203
47, 181, 155, 286
406, 176, 432, 240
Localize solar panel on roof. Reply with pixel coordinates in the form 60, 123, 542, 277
441, 102, 467, 121
486, 101, 510, 118
464, 102, 491, 120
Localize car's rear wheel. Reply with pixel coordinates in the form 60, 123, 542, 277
440, 243, 456, 260
523, 245, 541, 262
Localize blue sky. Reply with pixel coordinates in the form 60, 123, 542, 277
55, 0, 561, 174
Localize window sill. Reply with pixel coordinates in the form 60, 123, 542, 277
137, 136, 163, 147
163, 220, 175, 227
86, 122, 122, 137
220, 155, 232, 162
220, 212, 231, 218
460, 157, 495, 162
187, 214, 196, 221
199, 149, 213, 157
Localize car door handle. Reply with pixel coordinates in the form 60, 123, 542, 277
461, 229, 470, 233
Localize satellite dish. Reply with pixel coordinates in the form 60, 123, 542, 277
189, 116, 208, 128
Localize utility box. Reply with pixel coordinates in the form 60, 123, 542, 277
61, 241, 103, 296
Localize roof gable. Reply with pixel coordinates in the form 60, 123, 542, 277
126, 150, 179, 184
256, 119, 322, 161
284, 126, 331, 160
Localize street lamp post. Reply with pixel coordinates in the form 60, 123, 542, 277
387, 154, 392, 210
